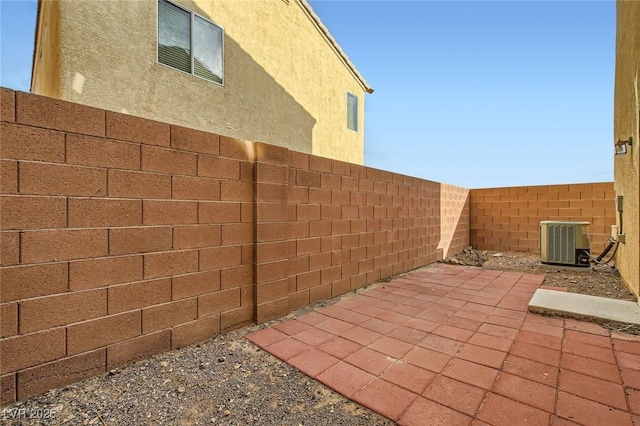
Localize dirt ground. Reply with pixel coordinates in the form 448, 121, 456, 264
442, 247, 639, 334
1, 324, 394, 426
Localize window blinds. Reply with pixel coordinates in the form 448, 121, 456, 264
158, 0, 224, 84
158, 0, 191, 74
193, 15, 223, 84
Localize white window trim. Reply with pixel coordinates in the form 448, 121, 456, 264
156, 0, 225, 86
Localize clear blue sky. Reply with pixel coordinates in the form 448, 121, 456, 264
0, 0, 616, 188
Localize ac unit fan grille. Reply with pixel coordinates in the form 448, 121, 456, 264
540, 221, 590, 266
548, 224, 574, 264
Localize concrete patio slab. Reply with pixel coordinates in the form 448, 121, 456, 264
247, 264, 640, 425
529, 289, 640, 325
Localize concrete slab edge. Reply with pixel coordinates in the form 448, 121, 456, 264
528, 289, 640, 326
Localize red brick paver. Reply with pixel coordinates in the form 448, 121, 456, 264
353, 378, 417, 420
423, 375, 487, 416
493, 372, 556, 412
247, 264, 639, 425
316, 361, 374, 397
380, 361, 437, 394
263, 337, 311, 360
399, 397, 472, 426
477, 392, 551, 425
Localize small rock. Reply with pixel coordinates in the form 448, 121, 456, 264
493, 253, 504, 258
217, 357, 225, 363
160, 361, 169, 368
177, 386, 186, 393
223, 410, 231, 417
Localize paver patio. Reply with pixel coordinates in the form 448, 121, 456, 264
247, 264, 640, 425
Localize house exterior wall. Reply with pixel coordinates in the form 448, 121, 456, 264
613, 0, 640, 299
31, 0, 367, 164
0, 89, 467, 405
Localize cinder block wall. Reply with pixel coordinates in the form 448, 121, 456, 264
253, 146, 470, 323
0, 88, 469, 405
469, 183, 616, 253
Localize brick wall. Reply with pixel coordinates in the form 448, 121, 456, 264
439, 183, 471, 260
469, 183, 616, 253
0, 88, 469, 405
253, 146, 470, 323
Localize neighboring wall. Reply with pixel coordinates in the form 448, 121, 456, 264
32, 0, 367, 164
613, 0, 640, 298
469, 183, 616, 254
0, 89, 468, 405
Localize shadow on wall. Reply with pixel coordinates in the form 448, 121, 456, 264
172, 1, 315, 153
69, 0, 317, 156
219, 34, 316, 154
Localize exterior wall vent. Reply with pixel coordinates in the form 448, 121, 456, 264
540, 221, 591, 267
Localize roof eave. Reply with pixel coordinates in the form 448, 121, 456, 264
297, 0, 373, 94
30, 0, 43, 93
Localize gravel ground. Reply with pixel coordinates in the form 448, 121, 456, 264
4, 249, 638, 424
2, 313, 394, 426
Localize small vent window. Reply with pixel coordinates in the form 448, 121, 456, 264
347, 93, 358, 131
158, 0, 223, 85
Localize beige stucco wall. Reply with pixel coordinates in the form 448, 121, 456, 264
613, 0, 640, 299
31, 0, 367, 164
31, 0, 61, 98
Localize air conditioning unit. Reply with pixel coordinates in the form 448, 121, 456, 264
540, 221, 591, 267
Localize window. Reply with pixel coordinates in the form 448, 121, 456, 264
158, 0, 224, 84
347, 93, 358, 131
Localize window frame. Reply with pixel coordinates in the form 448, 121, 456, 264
347, 92, 358, 132
156, 0, 225, 86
